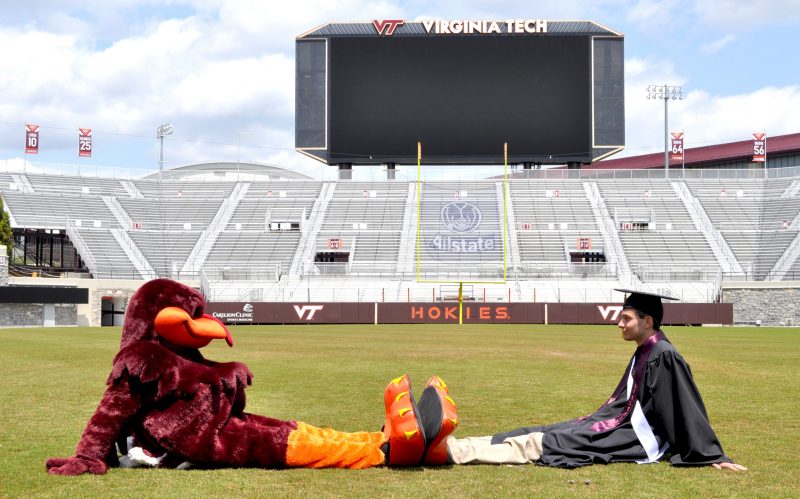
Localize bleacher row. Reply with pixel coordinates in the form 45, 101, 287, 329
2, 172, 799, 282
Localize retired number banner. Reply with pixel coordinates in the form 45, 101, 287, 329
78, 128, 92, 157
670, 132, 684, 161
752, 132, 766, 162
25, 124, 39, 154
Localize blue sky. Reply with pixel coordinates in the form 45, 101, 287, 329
1, 0, 799, 179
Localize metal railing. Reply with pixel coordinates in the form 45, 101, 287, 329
631, 264, 722, 283
202, 265, 282, 282
5, 161, 799, 182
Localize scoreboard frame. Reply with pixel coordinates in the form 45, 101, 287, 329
296, 20, 624, 167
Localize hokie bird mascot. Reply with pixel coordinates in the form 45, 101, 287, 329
46, 279, 458, 474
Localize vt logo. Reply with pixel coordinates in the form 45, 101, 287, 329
373, 19, 405, 36
597, 305, 623, 322
294, 305, 324, 320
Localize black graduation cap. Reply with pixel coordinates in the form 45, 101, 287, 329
615, 288, 678, 328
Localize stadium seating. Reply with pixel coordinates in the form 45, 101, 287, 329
3, 167, 799, 302
1, 191, 116, 229
314, 181, 408, 275
128, 230, 202, 277
0, 173, 18, 192
685, 178, 800, 279
25, 173, 127, 196
70, 227, 142, 279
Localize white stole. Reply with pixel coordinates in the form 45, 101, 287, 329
627, 356, 669, 464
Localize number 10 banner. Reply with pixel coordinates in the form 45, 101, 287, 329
752, 132, 766, 162
25, 124, 39, 154
670, 131, 684, 161
79, 128, 92, 157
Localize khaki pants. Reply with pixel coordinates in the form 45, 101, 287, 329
446, 433, 544, 465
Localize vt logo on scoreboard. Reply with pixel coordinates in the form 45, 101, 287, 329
373, 19, 404, 36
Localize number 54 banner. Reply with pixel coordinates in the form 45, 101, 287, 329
79, 128, 92, 158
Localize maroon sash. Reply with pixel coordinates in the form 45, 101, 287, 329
585, 330, 667, 432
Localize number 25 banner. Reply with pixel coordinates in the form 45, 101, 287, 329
752, 132, 766, 162
670, 131, 684, 161
25, 124, 39, 154
79, 128, 92, 157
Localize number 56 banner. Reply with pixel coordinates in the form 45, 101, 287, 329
752, 132, 766, 162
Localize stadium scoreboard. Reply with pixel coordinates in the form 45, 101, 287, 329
296, 20, 624, 166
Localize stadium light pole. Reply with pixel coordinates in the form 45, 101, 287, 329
236, 131, 255, 181
646, 85, 684, 178
157, 123, 173, 180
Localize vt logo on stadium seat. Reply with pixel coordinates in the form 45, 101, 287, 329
294, 305, 325, 320
373, 19, 405, 36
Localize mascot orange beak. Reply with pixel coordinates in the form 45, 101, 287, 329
154, 307, 234, 349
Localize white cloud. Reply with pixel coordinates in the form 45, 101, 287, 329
678, 86, 800, 145
691, 0, 800, 26
626, 0, 680, 26
623, 55, 800, 156
699, 34, 735, 55
2, 1, 799, 175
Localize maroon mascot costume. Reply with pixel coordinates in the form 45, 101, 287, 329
46, 279, 458, 474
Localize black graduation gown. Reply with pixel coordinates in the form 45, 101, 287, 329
492, 334, 733, 468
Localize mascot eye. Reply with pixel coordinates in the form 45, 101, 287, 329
192, 306, 203, 319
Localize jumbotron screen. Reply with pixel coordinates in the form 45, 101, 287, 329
330, 36, 590, 164
296, 21, 624, 166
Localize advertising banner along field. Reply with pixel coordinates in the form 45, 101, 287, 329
206, 302, 733, 325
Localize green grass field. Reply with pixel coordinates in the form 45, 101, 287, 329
1, 324, 798, 498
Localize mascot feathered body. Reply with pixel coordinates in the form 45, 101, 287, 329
46, 279, 457, 474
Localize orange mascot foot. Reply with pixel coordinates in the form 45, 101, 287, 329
383, 375, 426, 466
417, 376, 459, 465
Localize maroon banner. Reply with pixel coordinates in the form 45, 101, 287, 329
547, 303, 733, 325
752, 132, 766, 162
78, 128, 92, 157
25, 124, 39, 154
206, 302, 374, 324
206, 302, 731, 325
670, 131, 684, 161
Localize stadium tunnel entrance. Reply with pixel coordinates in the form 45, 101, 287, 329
101, 295, 126, 327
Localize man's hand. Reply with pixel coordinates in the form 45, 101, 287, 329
712, 462, 747, 471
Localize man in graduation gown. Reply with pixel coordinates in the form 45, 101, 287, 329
446, 290, 746, 470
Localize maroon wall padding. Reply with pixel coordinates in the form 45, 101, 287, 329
206, 302, 732, 325
547, 303, 734, 325
663, 303, 733, 325
377, 303, 545, 324
206, 302, 374, 324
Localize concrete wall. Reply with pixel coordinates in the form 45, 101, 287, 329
0, 303, 78, 327
722, 282, 800, 326
56, 304, 78, 326
0, 303, 42, 326
7, 277, 199, 326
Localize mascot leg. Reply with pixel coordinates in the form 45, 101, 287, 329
383, 375, 459, 467
285, 423, 386, 469
208, 414, 299, 468
417, 376, 459, 465
383, 374, 426, 466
